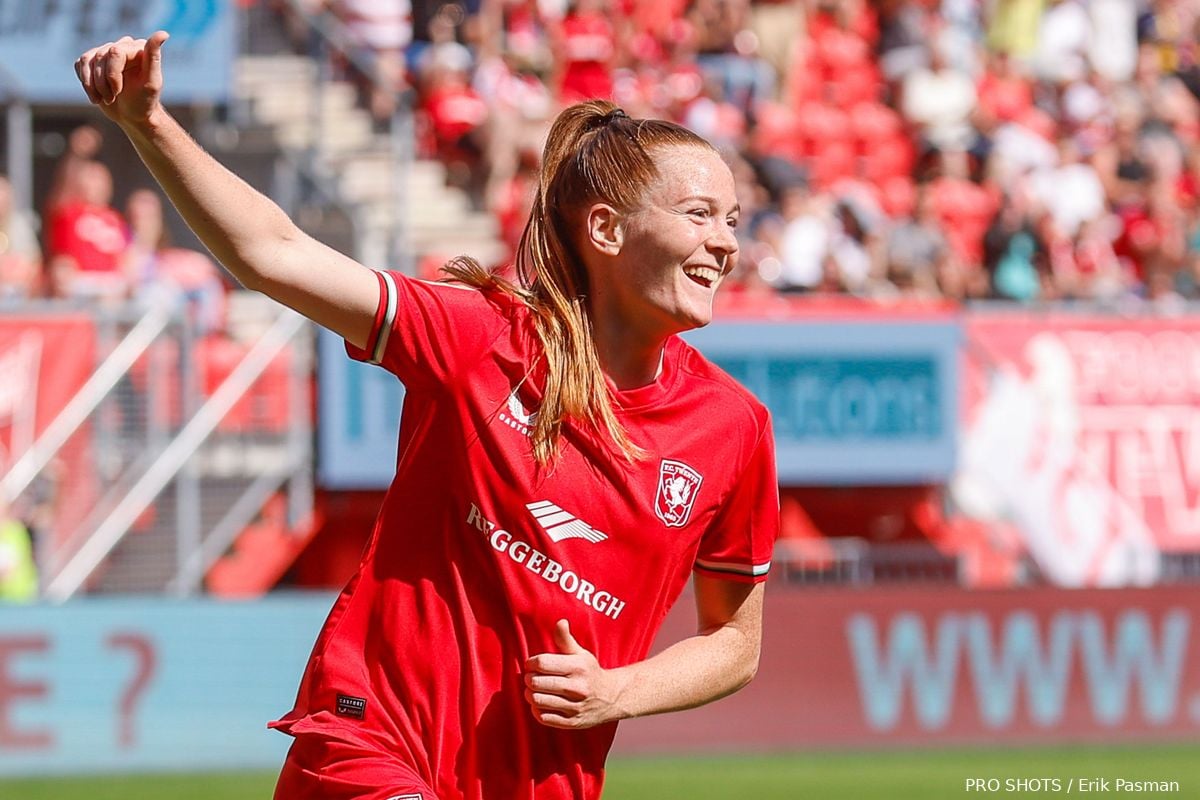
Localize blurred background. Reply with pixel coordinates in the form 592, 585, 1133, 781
1, 0, 1200, 797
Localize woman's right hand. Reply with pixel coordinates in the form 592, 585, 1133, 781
74, 31, 170, 129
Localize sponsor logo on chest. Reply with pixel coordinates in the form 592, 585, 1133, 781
655, 459, 703, 528
526, 500, 608, 543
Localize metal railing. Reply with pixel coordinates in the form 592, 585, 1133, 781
774, 538, 964, 585
0, 299, 313, 600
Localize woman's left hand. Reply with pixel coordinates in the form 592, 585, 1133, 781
524, 619, 628, 729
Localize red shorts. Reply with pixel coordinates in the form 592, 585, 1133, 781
274, 733, 438, 800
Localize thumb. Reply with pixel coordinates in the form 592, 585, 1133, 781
554, 619, 585, 655
146, 30, 169, 76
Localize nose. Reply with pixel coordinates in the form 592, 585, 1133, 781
707, 219, 739, 269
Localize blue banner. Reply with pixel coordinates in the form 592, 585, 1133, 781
683, 319, 961, 484
316, 319, 961, 488
0, 1, 233, 103
0, 595, 333, 776
316, 327, 403, 489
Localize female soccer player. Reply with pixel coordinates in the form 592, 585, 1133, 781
75, 32, 779, 800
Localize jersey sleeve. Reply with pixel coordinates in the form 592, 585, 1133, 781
694, 415, 779, 584
344, 269, 505, 388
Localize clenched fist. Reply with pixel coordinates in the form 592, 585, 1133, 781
74, 31, 170, 128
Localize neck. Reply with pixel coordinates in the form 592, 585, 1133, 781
592, 321, 666, 391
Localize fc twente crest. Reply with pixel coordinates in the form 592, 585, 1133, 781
655, 459, 703, 528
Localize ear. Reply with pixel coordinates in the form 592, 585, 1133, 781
583, 203, 624, 256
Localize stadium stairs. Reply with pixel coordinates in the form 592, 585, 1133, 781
230, 53, 507, 270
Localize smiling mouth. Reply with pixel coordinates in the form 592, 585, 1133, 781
683, 265, 721, 288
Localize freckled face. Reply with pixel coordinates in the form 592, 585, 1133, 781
590, 145, 740, 341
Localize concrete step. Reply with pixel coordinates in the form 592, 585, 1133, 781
235, 55, 318, 88
248, 83, 359, 126
275, 116, 375, 153
360, 202, 494, 233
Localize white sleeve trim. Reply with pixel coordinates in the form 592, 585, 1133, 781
370, 271, 399, 365
694, 558, 771, 578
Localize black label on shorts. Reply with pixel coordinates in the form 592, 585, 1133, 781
335, 693, 367, 719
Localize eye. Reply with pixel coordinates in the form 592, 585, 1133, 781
689, 208, 711, 220
727, 216, 740, 230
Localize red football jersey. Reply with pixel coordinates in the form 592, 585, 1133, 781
272, 271, 778, 799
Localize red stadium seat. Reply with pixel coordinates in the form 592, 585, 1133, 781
752, 102, 804, 161
849, 101, 904, 149
811, 26, 871, 74
862, 135, 916, 183
826, 63, 882, 106
809, 141, 857, 189
796, 102, 850, 159
877, 174, 916, 218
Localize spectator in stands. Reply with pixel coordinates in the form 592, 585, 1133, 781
473, 3, 555, 216
1030, 137, 1107, 239
551, 0, 617, 103
1088, 0, 1138, 83
1065, 214, 1131, 302
747, 0, 804, 93
984, 189, 1048, 302
826, 197, 880, 295
686, 0, 775, 112
975, 49, 1034, 131
269, 0, 1200, 307
45, 161, 131, 301
681, 73, 747, 151
1032, 0, 1092, 86
0, 175, 42, 300
1138, 0, 1199, 76
884, 185, 949, 299
333, 0, 414, 125
986, 0, 1047, 60
42, 124, 104, 218
124, 189, 227, 333
416, 8, 489, 201
900, 38, 979, 154
1094, 109, 1154, 206
928, 150, 997, 296
1178, 220, 1200, 296
0, 498, 37, 603
768, 182, 832, 292
876, 0, 930, 83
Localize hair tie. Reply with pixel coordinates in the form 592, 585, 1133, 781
602, 108, 629, 124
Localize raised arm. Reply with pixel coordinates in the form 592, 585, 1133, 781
523, 574, 764, 728
75, 32, 378, 349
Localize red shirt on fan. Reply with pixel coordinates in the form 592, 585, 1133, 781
557, 11, 616, 102
46, 201, 128, 274
272, 270, 778, 800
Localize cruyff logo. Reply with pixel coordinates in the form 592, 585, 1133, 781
498, 390, 538, 437
655, 459, 703, 527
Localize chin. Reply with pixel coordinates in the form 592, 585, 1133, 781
674, 306, 714, 332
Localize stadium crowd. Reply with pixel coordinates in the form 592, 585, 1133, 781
3, 0, 1200, 314
0, 122, 226, 331
311, 0, 1200, 309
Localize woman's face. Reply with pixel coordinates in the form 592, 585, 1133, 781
588, 144, 740, 340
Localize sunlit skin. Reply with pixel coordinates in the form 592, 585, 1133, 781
580, 145, 740, 389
